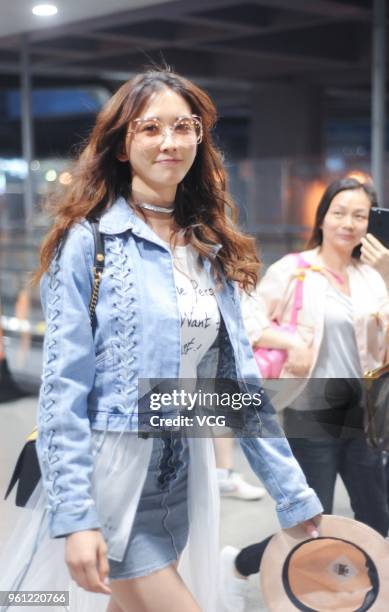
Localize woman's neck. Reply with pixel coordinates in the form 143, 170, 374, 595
318, 244, 352, 275
131, 183, 180, 242
131, 182, 176, 208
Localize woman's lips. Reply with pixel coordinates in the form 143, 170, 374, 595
155, 159, 182, 165
338, 233, 354, 240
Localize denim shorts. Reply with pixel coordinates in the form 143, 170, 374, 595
108, 435, 190, 580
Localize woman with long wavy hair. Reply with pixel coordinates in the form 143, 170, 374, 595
0, 69, 322, 612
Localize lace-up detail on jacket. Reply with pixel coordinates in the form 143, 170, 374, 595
105, 236, 138, 416
36, 224, 101, 537
38, 259, 63, 512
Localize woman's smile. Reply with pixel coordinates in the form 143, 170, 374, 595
154, 158, 183, 165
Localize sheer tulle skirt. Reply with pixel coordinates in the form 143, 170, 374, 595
0, 434, 219, 612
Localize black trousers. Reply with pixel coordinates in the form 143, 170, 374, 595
235, 536, 272, 577
284, 407, 389, 537
235, 401, 389, 577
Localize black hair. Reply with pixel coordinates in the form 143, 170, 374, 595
307, 177, 377, 258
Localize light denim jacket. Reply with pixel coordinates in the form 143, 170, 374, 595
36, 196, 322, 539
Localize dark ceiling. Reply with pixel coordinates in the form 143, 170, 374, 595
0, 0, 385, 115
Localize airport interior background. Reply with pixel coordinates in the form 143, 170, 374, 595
0, 3, 387, 609
0, 0, 387, 389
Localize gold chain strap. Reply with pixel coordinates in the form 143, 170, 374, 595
89, 252, 104, 323
89, 269, 102, 323
364, 362, 389, 380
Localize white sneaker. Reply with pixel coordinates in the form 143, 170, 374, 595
219, 546, 247, 612
217, 470, 266, 501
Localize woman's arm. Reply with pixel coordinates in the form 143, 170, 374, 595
241, 256, 294, 346
36, 223, 100, 539
242, 257, 314, 375
256, 327, 313, 377
238, 394, 323, 528
240, 435, 323, 527
254, 326, 299, 350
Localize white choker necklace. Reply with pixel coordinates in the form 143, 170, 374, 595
135, 202, 174, 214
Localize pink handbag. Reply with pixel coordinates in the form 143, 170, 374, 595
253, 254, 310, 379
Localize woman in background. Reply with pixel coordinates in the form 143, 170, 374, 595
220, 177, 389, 612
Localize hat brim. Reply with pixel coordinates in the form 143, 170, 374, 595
260, 515, 389, 611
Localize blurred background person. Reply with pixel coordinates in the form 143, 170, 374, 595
214, 437, 266, 501
219, 177, 389, 612
0, 298, 28, 403
242, 177, 389, 535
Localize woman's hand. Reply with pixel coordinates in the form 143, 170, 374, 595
299, 514, 322, 538
284, 338, 313, 376
361, 234, 389, 284
65, 529, 112, 594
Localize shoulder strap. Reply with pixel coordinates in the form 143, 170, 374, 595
89, 220, 105, 325
288, 253, 311, 328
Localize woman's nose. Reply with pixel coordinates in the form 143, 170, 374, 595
342, 215, 354, 228
160, 128, 177, 150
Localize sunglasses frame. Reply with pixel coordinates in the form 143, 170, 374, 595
128, 114, 203, 145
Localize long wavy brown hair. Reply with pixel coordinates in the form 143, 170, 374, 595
33, 69, 259, 290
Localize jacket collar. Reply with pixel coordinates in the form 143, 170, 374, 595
99, 196, 222, 255
99, 196, 136, 235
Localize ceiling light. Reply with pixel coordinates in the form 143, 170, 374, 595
32, 4, 58, 17
45, 169, 57, 182
59, 171, 72, 185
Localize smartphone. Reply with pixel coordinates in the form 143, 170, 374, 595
367, 207, 389, 248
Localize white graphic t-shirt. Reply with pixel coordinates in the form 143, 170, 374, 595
172, 244, 220, 379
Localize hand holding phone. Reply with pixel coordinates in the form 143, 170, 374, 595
361, 232, 389, 283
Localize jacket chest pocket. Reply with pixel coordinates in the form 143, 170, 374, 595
93, 344, 117, 399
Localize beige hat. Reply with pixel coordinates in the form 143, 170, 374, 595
260, 515, 389, 611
